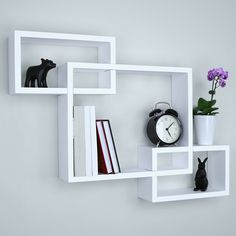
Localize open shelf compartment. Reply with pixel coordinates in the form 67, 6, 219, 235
155, 146, 229, 202
8, 31, 116, 95
58, 61, 192, 183
138, 145, 229, 203
68, 62, 116, 94
138, 146, 192, 176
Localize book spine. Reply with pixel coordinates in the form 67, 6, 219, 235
96, 120, 113, 174
107, 120, 121, 173
101, 121, 115, 174
73, 106, 86, 176
103, 120, 120, 173
74, 106, 94, 177
84, 106, 93, 176
90, 106, 98, 176
96, 122, 109, 174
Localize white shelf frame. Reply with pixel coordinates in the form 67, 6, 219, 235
8, 31, 116, 95
8, 30, 230, 203
138, 145, 229, 202
57, 62, 193, 184
138, 146, 191, 175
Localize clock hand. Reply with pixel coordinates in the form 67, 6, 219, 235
167, 122, 175, 130
166, 129, 172, 137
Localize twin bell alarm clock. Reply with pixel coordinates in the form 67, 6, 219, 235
146, 102, 183, 146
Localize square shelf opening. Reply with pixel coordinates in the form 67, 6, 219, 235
193, 150, 227, 192
21, 43, 98, 89
73, 68, 112, 90
156, 152, 189, 171
138, 146, 190, 175
155, 148, 229, 200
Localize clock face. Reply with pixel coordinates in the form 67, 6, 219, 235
156, 114, 181, 144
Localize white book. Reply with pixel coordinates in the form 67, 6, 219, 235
89, 107, 98, 176
73, 106, 93, 176
103, 120, 120, 173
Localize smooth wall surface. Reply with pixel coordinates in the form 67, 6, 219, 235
0, 0, 235, 235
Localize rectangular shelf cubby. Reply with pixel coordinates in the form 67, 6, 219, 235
68, 62, 116, 94
138, 145, 229, 203
138, 146, 192, 176
8, 31, 116, 95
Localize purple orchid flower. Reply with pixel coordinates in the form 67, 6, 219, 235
195, 67, 229, 116
207, 67, 229, 101
207, 67, 228, 81
219, 79, 226, 87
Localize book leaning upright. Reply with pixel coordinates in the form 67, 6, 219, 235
73, 106, 98, 177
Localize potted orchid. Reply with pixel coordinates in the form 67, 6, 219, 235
193, 68, 229, 145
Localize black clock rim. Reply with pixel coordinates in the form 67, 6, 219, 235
156, 113, 183, 146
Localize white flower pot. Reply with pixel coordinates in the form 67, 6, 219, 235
194, 115, 216, 145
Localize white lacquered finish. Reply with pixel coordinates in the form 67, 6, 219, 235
8, 31, 116, 95
58, 64, 74, 182
8, 31, 230, 203
66, 62, 192, 74
15, 88, 67, 95
71, 169, 155, 183
138, 145, 229, 202
138, 146, 191, 173
57, 61, 193, 182
155, 188, 228, 202
67, 62, 191, 94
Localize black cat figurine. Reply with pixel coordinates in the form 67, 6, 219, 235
194, 157, 208, 192
24, 58, 56, 88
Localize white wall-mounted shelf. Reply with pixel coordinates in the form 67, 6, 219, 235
14, 87, 68, 95
70, 169, 155, 183
138, 145, 229, 202
8, 31, 116, 95
57, 62, 193, 187
8, 30, 230, 203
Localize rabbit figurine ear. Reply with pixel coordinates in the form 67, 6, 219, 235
203, 157, 208, 163
198, 158, 201, 163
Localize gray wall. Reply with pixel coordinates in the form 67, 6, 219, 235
0, 0, 235, 235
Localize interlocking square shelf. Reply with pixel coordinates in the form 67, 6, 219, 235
8, 31, 116, 95
8, 30, 230, 203
138, 145, 229, 202
57, 62, 193, 185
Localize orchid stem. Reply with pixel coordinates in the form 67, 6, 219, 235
211, 80, 215, 101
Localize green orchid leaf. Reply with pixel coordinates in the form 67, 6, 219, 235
193, 107, 198, 115
209, 100, 216, 107
197, 98, 217, 111
198, 98, 209, 110
202, 107, 219, 115
202, 108, 211, 115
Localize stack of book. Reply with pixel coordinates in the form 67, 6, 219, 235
96, 120, 121, 174
73, 106, 120, 176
